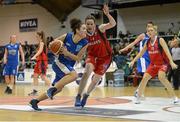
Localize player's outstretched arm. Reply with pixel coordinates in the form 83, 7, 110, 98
119, 33, 144, 53
99, 4, 116, 32
129, 43, 147, 68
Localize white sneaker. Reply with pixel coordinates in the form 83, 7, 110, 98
134, 90, 141, 104
134, 95, 141, 104
28, 89, 38, 96
134, 90, 145, 100
173, 97, 179, 104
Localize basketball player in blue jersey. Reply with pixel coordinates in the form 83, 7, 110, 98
119, 22, 154, 97
3, 35, 25, 94
29, 18, 88, 111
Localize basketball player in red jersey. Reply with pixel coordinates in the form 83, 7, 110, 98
75, 4, 116, 107
129, 25, 179, 104
28, 31, 51, 96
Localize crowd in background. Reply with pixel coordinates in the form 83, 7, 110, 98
0, 28, 179, 89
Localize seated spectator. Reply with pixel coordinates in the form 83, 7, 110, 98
118, 31, 125, 39
123, 61, 133, 86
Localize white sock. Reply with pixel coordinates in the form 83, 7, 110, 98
8, 84, 13, 89
32, 85, 38, 91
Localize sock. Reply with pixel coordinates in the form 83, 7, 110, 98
32, 85, 38, 91
8, 84, 13, 89
84, 93, 89, 96
77, 94, 81, 97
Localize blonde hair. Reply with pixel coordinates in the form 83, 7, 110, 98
153, 25, 158, 35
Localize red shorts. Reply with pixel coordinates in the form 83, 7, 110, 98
34, 60, 48, 75
146, 64, 168, 78
86, 55, 112, 75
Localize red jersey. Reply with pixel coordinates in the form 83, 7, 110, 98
36, 45, 48, 61
87, 27, 112, 57
147, 37, 169, 65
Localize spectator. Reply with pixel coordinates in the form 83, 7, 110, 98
169, 36, 180, 90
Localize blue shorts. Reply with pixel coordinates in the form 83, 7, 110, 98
137, 57, 150, 73
3, 64, 18, 76
52, 61, 74, 85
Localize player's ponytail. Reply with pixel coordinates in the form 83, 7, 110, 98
37, 31, 47, 53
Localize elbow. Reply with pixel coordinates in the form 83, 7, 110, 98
76, 56, 82, 62
111, 21, 116, 28
76, 58, 81, 62
114, 21, 117, 26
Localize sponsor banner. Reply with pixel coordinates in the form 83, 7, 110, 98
19, 18, 38, 32
17, 71, 25, 81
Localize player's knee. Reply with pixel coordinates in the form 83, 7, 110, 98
33, 74, 38, 78
82, 72, 89, 78
70, 72, 78, 80
85, 64, 93, 71
40, 75, 46, 81
158, 75, 165, 81
86, 63, 91, 69
84, 65, 93, 77
92, 79, 99, 84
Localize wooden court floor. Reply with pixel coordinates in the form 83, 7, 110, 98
0, 83, 179, 122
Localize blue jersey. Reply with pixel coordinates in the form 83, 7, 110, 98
137, 33, 150, 73
3, 43, 20, 76
6, 43, 20, 66
52, 32, 88, 84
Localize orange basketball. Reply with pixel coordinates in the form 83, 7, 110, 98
49, 40, 63, 54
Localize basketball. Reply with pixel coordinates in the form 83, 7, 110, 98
49, 40, 63, 55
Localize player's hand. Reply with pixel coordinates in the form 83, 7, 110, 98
103, 4, 109, 16
129, 61, 135, 68
60, 47, 68, 55
48, 42, 52, 49
31, 56, 36, 61
170, 61, 178, 69
22, 61, 25, 66
48, 39, 60, 49
119, 48, 127, 54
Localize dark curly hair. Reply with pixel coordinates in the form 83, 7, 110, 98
70, 18, 83, 34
